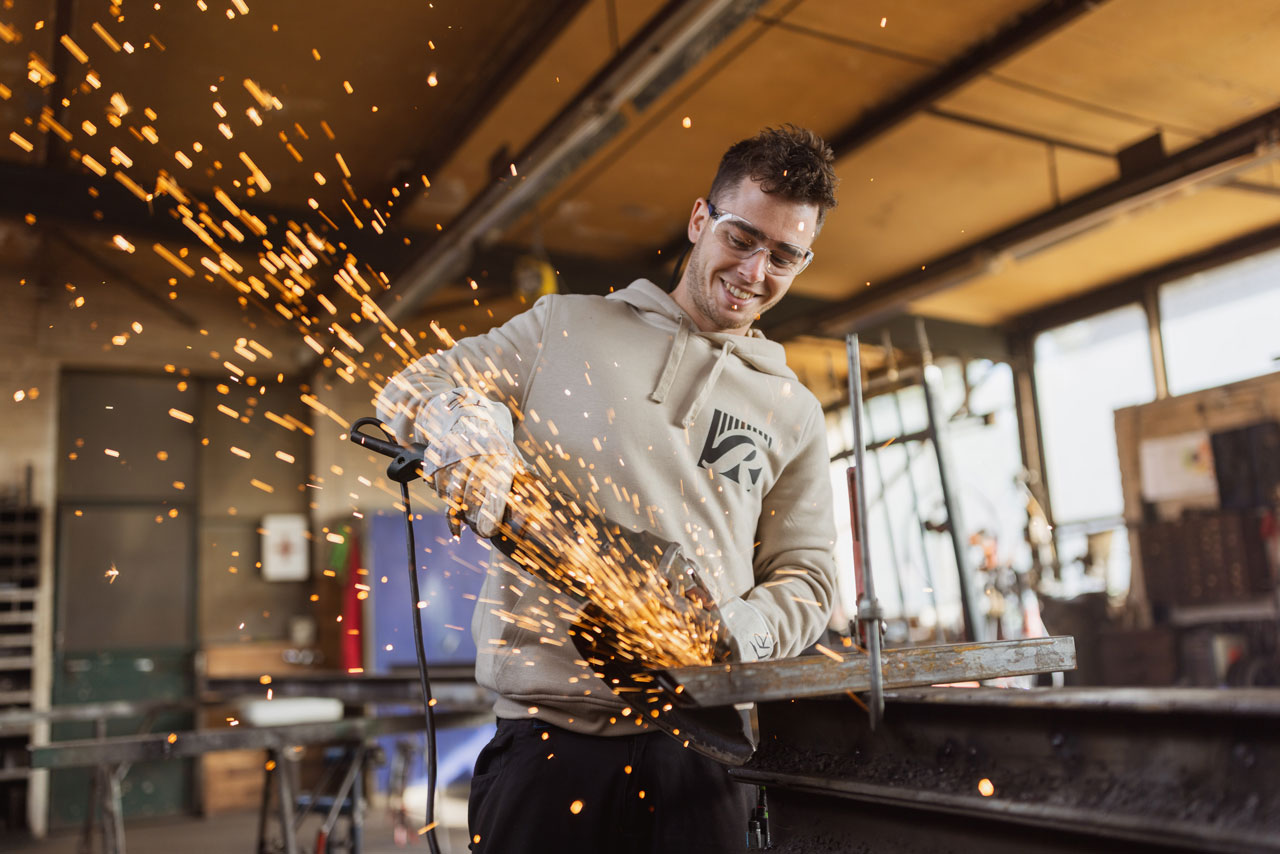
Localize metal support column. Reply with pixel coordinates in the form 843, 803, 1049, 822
881, 330, 943, 640
916, 320, 985, 642
1143, 282, 1170, 400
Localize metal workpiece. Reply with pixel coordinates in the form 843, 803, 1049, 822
733, 687, 1280, 853
654, 636, 1076, 708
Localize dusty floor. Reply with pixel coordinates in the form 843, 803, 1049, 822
2, 789, 473, 854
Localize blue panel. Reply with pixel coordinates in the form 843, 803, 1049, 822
366, 512, 494, 795
367, 512, 490, 669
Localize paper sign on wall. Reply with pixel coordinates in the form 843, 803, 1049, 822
262, 513, 309, 581
1139, 430, 1217, 501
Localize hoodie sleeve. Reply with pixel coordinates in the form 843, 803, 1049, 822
375, 295, 552, 444
718, 404, 837, 661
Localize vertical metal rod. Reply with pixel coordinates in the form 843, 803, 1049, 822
1143, 282, 1170, 400
105, 768, 125, 854
351, 748, 365, 854
882, 331, 943, 641
256, 759, 272, 854
916, 319, 984, 642
275, 749, 299, 854
862, 406, 908, 623
846, 334, 884, 728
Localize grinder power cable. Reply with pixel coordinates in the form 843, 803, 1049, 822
348, 416, 755, 843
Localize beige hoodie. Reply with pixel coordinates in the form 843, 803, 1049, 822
377, 279, 837, 734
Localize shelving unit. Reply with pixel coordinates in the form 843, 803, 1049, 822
0, 505, 41, 830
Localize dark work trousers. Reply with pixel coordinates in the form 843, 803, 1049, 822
468, 717, 754, 854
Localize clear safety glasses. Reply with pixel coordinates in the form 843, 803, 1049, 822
706, 202, 814, 276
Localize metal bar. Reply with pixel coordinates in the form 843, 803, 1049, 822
654, 636, 1075, 708
1008, 331, 1059, 584
104, 767, 125, 854
863, 406, 909, 622
918, 320, 984, 641
882, 330, 943, 639
846, 334, 884, 727
275, 750, 298, 854
351, 750, 365, 854
824, 0, 1102, 159
318, 745, 365, 842
1009, 221, 1280, 335
1143, 281, 1170, 400
924, 106, 1112, 158
29, 712, 490, 769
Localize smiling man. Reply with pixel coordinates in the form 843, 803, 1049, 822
672, 125, 832, 335
377, 124, 839, 853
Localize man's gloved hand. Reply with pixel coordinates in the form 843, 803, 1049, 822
653, 544, 732, 661
414, 388, 521, 538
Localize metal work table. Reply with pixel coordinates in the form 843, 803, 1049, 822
22, 673, 494, 854
733, 685, 1280, 853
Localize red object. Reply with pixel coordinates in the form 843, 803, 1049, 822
340, 526, 364, 672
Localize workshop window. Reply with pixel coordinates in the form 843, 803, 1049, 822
1034, 304, 1156, 596
1159, 245, 1280, 397
827, 358, 1024, 642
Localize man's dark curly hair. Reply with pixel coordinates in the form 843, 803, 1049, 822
708, 124, 838, 229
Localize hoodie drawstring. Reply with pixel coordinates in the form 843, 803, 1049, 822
681, 339, 736, 428
649, 315, 689, 405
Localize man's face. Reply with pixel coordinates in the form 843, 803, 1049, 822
671, 177, 819, 336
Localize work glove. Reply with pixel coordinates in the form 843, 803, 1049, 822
655, 543, 780, 662
413, 388, 521, 538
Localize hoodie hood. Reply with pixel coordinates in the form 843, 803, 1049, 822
608, 279, 799, 428
607, 279, 797, 379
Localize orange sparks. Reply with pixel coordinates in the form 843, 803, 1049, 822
239, 151, 272, 192
60, 34, 89, 64
105, 563, 119, 583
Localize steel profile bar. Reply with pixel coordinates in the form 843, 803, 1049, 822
353, 0, 768, 351
654, 636, 1075, 708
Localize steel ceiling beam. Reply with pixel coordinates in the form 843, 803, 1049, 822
1006, 219, 1280, 336
355, 0, 771, 352
0, 160, 423, 269
824, 0, 1103, 161
774, 103, 1280, 340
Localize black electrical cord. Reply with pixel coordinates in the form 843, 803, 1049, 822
349, 420, 445, 854
398, 480, 442, 854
